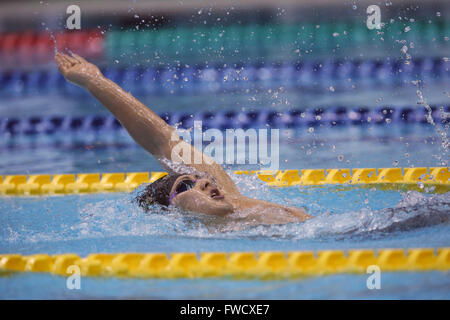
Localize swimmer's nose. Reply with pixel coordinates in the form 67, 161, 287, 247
197, 178, 213, 191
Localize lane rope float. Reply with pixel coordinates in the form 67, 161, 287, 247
1, 248, 448, 279
2, 19, 448, 64
0, 167, 448, 196
1, 105, 449, 136
2, 58, 449, 97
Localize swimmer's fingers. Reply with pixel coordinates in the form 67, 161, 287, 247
61, 53, 79, 66
71, 53, 88, 64
55, 52, 65, 65
55, 54, 69, 70
55, 54, 69, 74
56, 62, 69, 77
55, 53, 63, 66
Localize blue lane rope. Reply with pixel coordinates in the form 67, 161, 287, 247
1, 106, 449, 136
0, 58, 449, 97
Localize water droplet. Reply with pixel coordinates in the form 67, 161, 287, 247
338, 155, 344, 161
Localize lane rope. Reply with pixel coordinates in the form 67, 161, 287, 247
2, 105, 449, 136
1, 58, 449, 97
1, 248, 448, 279
2, 19, 448, 63
0, 167, 448, 196
0, 30, 103, 64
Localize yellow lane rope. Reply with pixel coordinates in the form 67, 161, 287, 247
1, 248, 448, 279
0, 167, 448, 196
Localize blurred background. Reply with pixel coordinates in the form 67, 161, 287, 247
1, 0, 449, 108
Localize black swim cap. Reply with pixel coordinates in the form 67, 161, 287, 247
135, 173, 183, 210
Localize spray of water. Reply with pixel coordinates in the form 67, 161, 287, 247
414, 83, 449, 166
394, 16, 449, 166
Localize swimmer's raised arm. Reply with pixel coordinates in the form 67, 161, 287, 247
56, 53, 176, 159
55, 53, 240, 195
56, 53, 311, 222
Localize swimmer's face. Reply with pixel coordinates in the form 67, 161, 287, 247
170, 175, 233, 216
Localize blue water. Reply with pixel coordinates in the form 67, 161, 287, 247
1, 174, 449, 299
0, 125, 447, 174
1, 102, 450, 299
1, 272, 449, 299
1, 182, 450, 254
1, 58, 450, 299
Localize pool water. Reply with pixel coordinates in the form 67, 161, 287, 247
0, 125, 447, 174
1, 89, 450, 299
1, 181, 450, 253
2, 272, 449, 299
1, 169, 449, 299
1, 28, 449, 298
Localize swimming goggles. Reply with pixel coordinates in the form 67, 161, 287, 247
169, 179, 196, 203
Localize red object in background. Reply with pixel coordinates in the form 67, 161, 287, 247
35, 32, 55, 63
55, 30, 103, 58
84, 30, 104, 57
0, 33, 21, 66
17, 32, 37, 62
0, 33, 21, 54
0, 30, 104, 67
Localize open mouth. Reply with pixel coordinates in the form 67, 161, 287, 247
211, 188, 224, 200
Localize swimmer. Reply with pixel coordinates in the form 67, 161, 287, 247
55, 52, 312, 223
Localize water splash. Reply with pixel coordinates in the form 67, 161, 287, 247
40, 18, 58, 55
62, 190, 450, 240
51, 33, 58, 55
2, 182, 448, 244
395, 17, 449, 166
414, 83, 449, 166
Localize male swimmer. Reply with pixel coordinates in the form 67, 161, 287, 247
55, 52, 312, 224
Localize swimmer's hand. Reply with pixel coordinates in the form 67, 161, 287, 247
55, 52, 103, 88
284, 206, 313, 222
